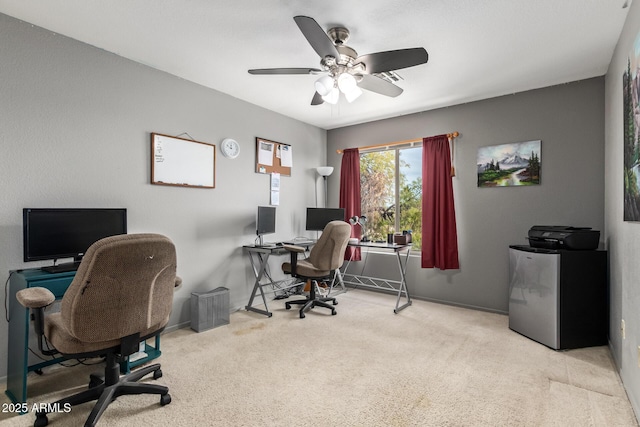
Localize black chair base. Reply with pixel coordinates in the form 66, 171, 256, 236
285, 281, 338, 318
34, 355, 170, 427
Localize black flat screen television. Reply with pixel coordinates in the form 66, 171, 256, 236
305, 207, 345, 231
256, 206, 276, 245
23, 208, 127, 270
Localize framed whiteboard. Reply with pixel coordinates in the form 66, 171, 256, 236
151, 133, 215, 188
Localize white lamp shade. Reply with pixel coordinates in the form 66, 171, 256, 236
316, 166, 334, 177
344, 85, 363, 103
322, 87, 339, 105
314, 75, 334, 96
337, 73, 358, 93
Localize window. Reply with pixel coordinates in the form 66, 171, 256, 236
360, 146, 422, 250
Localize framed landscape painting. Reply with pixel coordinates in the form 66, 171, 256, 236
623, 31, 640, 221
477, 140, 541, 188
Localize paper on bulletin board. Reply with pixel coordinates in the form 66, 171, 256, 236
258, 141, 274, 166
280, 145, 293, 167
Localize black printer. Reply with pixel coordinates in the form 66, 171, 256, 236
527, 225, 600, 250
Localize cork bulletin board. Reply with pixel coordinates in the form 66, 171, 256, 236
255, 137, 292, 176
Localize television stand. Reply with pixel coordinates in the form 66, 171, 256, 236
42, 261, 80, 273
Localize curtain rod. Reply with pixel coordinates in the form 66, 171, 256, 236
336, 132, 459, 154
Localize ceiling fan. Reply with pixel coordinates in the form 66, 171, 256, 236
248, 16, 429, 105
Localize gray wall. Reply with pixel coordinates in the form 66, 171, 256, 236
0, 14, 326, 378
327, 78, 605, 313
605, 0, 640, 416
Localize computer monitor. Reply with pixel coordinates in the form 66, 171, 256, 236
23, 208, 127, 271
305, 207, 346, 231
256, 206, 276, 245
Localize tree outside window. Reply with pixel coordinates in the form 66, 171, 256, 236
360, 146, 422, 250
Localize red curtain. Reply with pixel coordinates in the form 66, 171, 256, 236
339, 148, 361, 261
422, 135, 459, 270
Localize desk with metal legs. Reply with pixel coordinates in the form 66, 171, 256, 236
338, 242, 412, 313
243, 244, 311, 317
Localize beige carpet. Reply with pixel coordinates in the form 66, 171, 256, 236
0, 289, 637, 426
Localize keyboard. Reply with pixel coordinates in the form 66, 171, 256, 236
281, 239, 315, 246
42, 262, 80, 273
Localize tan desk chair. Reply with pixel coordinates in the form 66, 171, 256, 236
281, 220, 351, 318
16, 233, 179, 427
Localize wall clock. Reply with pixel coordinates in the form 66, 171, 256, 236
221, 138, 240, 159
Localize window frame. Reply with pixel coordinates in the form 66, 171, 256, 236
360, 142, 422, 251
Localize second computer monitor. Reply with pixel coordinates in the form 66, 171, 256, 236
256, 206, 276, 236
305, 207, 345, 231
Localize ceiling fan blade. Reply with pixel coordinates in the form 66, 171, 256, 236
357, 74, 403, 97
311, 92, 324, 105
294, 16, 340, 60
356, 48, 428, 74
248, 68, 321, 75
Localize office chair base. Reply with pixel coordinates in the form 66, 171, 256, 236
286, 296, 338, 318
33, 360, 170, 427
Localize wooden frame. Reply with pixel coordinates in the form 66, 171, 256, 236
151, 133, 215, 188
255, 137, 292, 176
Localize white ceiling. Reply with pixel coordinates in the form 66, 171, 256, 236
0, 1, 631, 130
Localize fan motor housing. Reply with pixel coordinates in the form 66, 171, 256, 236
327, 27, 350, 44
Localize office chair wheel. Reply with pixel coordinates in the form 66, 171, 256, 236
299, 312, 305, 319
153, 369, 163, 380
160, 393, 172, 406
34, 412, 48, 427
285, 303, 291, 310
331, 309, 337, 315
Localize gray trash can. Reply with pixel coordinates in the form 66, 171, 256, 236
190, 287, 230, 332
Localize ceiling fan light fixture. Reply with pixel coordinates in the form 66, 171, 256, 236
248, 16, 429, 107
322, 87, 339, 104
314, 75, 334, 96
344, 85, 362, 103
337, 72, 357, 94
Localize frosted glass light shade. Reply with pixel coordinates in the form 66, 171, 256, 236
314, 75, 334, 96
322, 87, 339, 104
337, 73, 357, 93
316, 166, 334, 177
344, 85, 363, 103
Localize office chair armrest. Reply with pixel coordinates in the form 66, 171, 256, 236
283, 244, 306, 253
16, 287, 57, 355
281, 245, 306, 275
16, 287, 55, 309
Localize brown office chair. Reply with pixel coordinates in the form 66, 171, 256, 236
16, 233, 179, 427
281, 220, 351, 318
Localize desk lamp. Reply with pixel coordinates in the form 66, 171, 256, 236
348, 215, 368, 242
